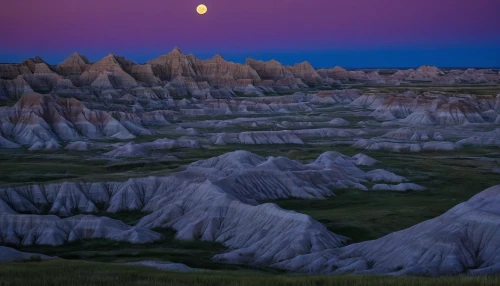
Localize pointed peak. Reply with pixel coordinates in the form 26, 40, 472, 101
79, 54, 90, 64
22, 56, 46, 65
171, 46, 183, 54
268, 59, 282, 65
298, 60, 311, 65
91, 72, 114, 89
33, 56, 45, 63
212, 54, 225, 61
64, 52, 90, 64
101, 53, 120, 62
293, 61, 314, 69
245, 58, 260, 65
34, 62, 56, 74
418, 65, 440, 70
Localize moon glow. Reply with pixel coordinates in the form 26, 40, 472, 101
196, 4, 207, 15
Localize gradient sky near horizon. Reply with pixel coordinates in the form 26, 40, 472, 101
1, 0, 499, 67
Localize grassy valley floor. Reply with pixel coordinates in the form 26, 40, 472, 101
1, 260, 500, 286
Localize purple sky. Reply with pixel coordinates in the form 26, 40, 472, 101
1, 0, 499, 67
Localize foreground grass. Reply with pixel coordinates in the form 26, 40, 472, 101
1, 260, 499, 286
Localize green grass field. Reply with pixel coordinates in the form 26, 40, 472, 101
10, 230, 234, 271
1, 260, 499, 286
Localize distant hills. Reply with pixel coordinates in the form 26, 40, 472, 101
1, 47, 499, 101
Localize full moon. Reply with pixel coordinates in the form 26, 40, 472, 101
196, 4, 207, 15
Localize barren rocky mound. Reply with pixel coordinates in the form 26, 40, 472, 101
80, 54, 138, 89
212, 128, 366, 145
277, 184, 500, 276
245, 58, 304, 89
0, 87, 498, 152
352, 93, 500, 126
148, 48, 263, 91
287, 61, 324, 85
56, 52, 90, 76
0, 93, 152, 149
1, 49, 499, 277
318, 65, 500, 85
2, 51, 498, 102
0, 150, 419, 266
456, 128, 500, 147
0, 214, 163, 246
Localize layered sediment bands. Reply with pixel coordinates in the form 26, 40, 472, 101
0, 92, 153, 148
194, 54, 262, 87
1, 86, 499, 151
147, 47, 199, 80
56, 52, 90, 76
246, 58, 295, 81
1, 50, 499, 102
80, 54, 137, 89
149, 49, 262, 87
318, 65, 500, 84
287, 61, 323, 85
129, 64, 161, 85
352, 93, 495, 125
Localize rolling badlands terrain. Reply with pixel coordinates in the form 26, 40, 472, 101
0, 48, 499, 276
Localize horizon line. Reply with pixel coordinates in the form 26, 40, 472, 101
1, 46, 499, 70
1, 59, 499, 71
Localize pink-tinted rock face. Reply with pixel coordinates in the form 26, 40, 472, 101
130, 64, 161, 85
196, 54, 262, 87
147, 47, 199, 80
434, 100, 485, 125
33, 63, 55, 74
246, 59, 294, 80
318, 66, 352, 80
56, 53, 90, 76
2, 49, 500, 101
287, 61, 323, 85
80, 54, 138, 89
0, 92, 151, 147
19, 56, 46, 73
149, 48, 262, 88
